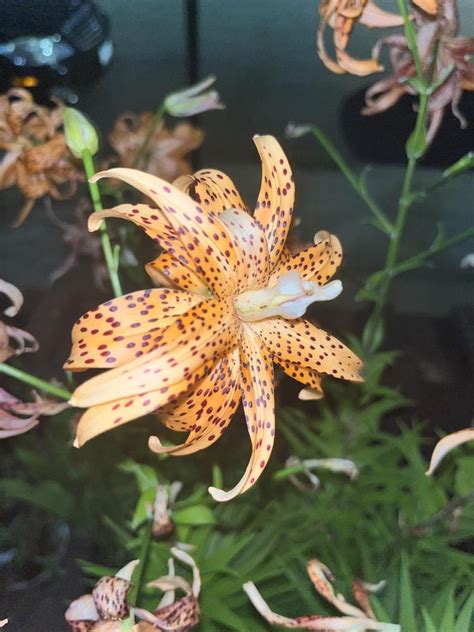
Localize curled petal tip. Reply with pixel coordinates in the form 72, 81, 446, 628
148, 434, 163, 453
299, 387, 323, 401
73, 436, 80, 448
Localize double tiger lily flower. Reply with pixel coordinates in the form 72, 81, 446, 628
65, 135, 362, 501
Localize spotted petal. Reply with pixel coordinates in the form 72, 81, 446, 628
145, 252, 209, 294
269, 232, 341, 285
209, 325, 275, 501
74, 358, 216, 447
70, 297, 238, 408
253, 136, 295, 267
149, 349, 241, 453
65, 289, 204, 371
174, 169, 247, 213
90, 168, 241, 297
251, 318, 363, 382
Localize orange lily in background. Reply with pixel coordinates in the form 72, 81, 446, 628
317, 0, 404, 76
108, 113, 204, 180
65, 135, 362, 501
0, 89, 81, 226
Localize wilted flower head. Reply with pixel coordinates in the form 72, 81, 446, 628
244, 558, 398, 631
108, 113, 204, 180
363, 0, 474, 144
135, 548, 201, 631
151, 482, 182, 539
65, 559, 139, 631
65, 135, 362, 502
164, 76, 224, 117
317, 0, 404, 76
0, 387, 69, 439
0, 89, 81, 225
0, 279, 38, 363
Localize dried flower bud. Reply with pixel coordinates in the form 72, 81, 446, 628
164, 76, 224, 117
64, 107, 99, 158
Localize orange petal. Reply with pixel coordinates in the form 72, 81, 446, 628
70, 297, 238, 408
317, 7, 347, 74
269, 232, 341, 285
336, 48, 383, 76
65, 289, 204, 371
209, 325, 275, 501
90, 168, 241, 297
253, 136, 296, 268
359, 1, 405, 27
149, 349, 241, 453
145, 252, 209, 294
219, 207, 270, 290
174, 169, 247, 213
74, 358, 216, 447
274, 356, 323, 397
251, 318, 363, 382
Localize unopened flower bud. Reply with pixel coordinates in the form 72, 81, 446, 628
63, 107, 99, 158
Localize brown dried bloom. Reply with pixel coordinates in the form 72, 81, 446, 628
0, 387, 69, 439
135, 548, 201, 632
108, 113, 204, 181
0, 279, 38, 363
245, 558, 397, 630
317, 0, 404, 76
65, 560, 139, 631
363, 0, 474, 144
0, 88, 81, 225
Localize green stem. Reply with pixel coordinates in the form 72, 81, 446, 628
394, 225, 474, 275
130, 517, 154, 607
397, 0, 425, 85
0, 363, 72, 400
365, 95, 429, 350
132, 103, 166, 169
311, 127, 393, 235
82, 150, 123, 298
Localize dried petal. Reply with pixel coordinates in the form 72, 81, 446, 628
425, 427, 474, 475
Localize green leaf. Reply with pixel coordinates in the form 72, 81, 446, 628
362, 314, 385, 354
119, 460, 158, 493
0, 479, 73, 518
442, 151, 474, 180
131, 487, 156, 530
455, 592, 474, 632
173, 505, 216, 526
454, 456, 474, 495
438, 586, 455, 630
421, 607, 437, 632
406, 124, 427, 160
399, 552, 417, 632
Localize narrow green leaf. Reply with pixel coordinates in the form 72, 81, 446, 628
455, 592, 474, 632
421, 607, 437, 632
119, 460, 158, 493
399, 552, 417, 632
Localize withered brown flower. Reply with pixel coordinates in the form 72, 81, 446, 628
0, 387, 69, 439
0, 89, 81, 225
108, 113, 204, 182
0, 279, 38, 363
363, 0, 474, 144
317, 0, 404, 76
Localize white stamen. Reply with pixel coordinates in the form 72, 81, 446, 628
234, 271, 342, 322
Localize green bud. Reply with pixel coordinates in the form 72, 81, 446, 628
63, 107, 99, 158
442, 152, 474, 180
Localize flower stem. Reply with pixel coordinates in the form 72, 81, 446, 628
393, 225, 474, 275
364, 93, 429, 352
310, 127, 393, 235
0, 363, 72, 400
132, 103, 166, 169
81, 149, 123, 298
397, 0, 425, 85
130, 517, 154, 607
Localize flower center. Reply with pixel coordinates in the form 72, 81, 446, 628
234, 270, 342, 322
